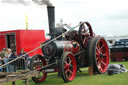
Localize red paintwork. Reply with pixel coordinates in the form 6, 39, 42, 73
64, 53, 77, 81
63, 41, 80, 54
111, 52, 124, 58
0, 30, 46, 56
0, 34, 6, 50
96, 39, 109, 73
34, 55, 47, 82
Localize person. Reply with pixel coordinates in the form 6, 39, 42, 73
0, 64, 2, 72
4, 48, 12, 72
9, 52, 17, 72
0, 48, 6, 59
19, 49, 29, 70
0, 56, 3, 72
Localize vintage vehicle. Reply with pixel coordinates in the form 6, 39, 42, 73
110, 39, 128, 61
29, 6, 110, 83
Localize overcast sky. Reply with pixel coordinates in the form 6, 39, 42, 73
0, 0, 128, 36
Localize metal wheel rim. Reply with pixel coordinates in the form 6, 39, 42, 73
33, 57, 47, 82
96, 39, 109, 73
64, 54, 77, 81
79, 22, 93, 48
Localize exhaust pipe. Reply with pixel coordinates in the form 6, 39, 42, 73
47, 6, 56, 39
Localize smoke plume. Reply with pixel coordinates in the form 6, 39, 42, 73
32, 0, 53, 6
1, 0, 31, 5
1, 0, 53, 6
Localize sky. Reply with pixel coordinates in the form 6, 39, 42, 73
0, 0, 128, 36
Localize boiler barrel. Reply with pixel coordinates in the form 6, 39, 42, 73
42, 41, 80, 58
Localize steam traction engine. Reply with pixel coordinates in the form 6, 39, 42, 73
29, 6, 109, 83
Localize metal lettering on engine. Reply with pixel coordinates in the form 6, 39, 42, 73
45, 69, 54, 72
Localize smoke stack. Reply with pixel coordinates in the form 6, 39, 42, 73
47, 6, 55, 39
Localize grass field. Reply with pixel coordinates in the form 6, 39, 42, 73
1, 61, 128, 85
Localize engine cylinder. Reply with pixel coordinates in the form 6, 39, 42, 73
42, 41, 80, 58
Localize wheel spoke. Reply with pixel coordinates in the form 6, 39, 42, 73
101, 60, 106, 66
100, 66, 103, 71
69, 70, 72, 77
64, 62, 69, 69
64, 60, 68, 65
83, 37, 86, 44
100, 44, 104, 51
65, 69, 72, 79
96, 56, 100, 61
97, 43, 100, 49
65, 70, 69, 78
97, 63, 101, 69
96, 47, 101, 54
69, 69, 72, 74
103, 53, 106, 57
32, 55, 47, 82
97, 58, 101, 65
69, 58, 72, 65
96, 49, 99, 55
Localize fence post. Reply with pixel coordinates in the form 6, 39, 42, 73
12, 81, 15, 85
25, 79, 29, 85
88, 65, 93, 76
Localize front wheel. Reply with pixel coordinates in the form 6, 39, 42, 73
30, 54, 47, 83
59, 52, 77, 82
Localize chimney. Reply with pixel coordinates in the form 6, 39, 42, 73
47, 6, 56, 39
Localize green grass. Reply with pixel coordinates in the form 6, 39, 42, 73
1, 61, 128, 85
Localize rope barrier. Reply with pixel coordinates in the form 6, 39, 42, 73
0, 22, 85, 68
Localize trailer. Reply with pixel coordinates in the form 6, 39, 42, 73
0, 30, 46, 56
110, 39, 128, 61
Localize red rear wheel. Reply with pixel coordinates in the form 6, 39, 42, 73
95, 38, 109, 73
60, 52, 77, 82
87, 37, 109, 73
30, 54, 47, 83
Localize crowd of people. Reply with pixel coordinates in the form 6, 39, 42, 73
0, 48, 29, 72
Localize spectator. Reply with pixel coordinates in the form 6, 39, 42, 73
0, 56, 2, 60
0, 67, 2, 72
0, 48, 6, 59
0, 66, 2, 72
4, 48, 12, 72
0, 58, 3, 72
19, 49, 29, 60
9, 52, 17, 72
10, 52, 17, 59
19, 49, 29, 70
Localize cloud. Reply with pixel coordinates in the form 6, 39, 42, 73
106, 11, 128, 20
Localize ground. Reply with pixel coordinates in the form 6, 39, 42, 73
1, 61, 128, 85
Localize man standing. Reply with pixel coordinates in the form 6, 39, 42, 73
9, 52, 17, 72
19, 49, 29, 70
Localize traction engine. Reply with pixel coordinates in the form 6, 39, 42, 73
29, 6, 109, 83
